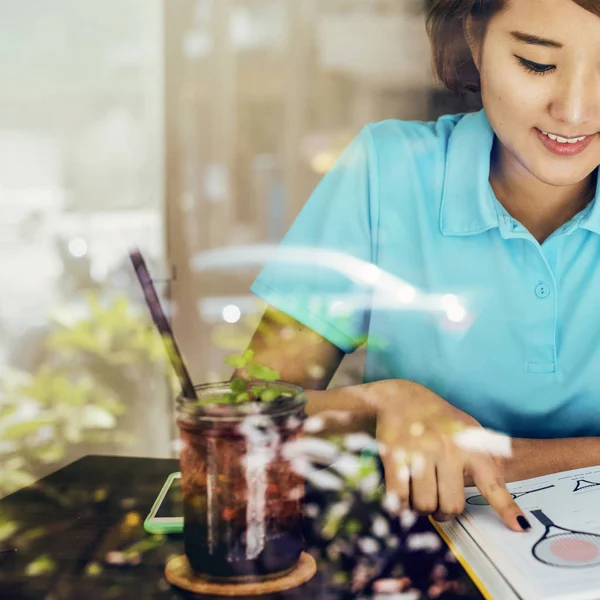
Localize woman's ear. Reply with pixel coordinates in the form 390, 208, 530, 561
464, 15, 482, 72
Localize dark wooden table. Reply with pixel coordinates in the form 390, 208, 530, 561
0, 456, 484, 600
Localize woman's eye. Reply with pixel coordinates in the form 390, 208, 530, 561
515, 56, 555, 75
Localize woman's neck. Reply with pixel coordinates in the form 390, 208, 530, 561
489, 139, 597, 244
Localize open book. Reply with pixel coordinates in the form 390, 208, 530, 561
430, 465, 600, 600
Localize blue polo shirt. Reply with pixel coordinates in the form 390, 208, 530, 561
251, 109, 600, 439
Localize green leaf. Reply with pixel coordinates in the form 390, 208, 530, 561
252, 386, 266, 398
246, 363, 261, 378
36, 444, 65, 464
86, 562, 103, 577
322, 502, 350, 539
21, 527, 47, 542
242, 349, 255, 362
247, 363, 280, 382
259, 388, 279, 403
343, 518, 362, 535
0, 521, 18, 542
235, 392, 250, 403
230, 377, 247, 395
222, 393, 238, 404
1, 419, 55, 440
26, 555, 56, 576
224, 355, 246, 369
0, 469, 37, 492
94, 488, 108, 503
264, 370, 280, 382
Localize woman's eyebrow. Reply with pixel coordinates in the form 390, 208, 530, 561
510, 30, 563, 49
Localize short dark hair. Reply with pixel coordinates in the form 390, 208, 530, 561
426, 0, 600, 97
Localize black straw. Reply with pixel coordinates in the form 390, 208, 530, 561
129, 249, 197, 400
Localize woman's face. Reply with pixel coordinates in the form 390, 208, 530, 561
475, 0, 600, 188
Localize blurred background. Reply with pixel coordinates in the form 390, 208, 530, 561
0, 0, 480, 497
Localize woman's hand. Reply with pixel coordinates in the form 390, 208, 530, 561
369, 379, 531, 532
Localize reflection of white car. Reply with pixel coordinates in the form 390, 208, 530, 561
191, 244, 467, 323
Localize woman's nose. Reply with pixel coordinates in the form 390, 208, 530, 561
548, 67, 600, 130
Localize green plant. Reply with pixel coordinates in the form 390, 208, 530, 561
205, 349, 284, 405
0, 292, 168, 498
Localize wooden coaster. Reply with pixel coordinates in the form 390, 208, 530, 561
164, 552, 317, 596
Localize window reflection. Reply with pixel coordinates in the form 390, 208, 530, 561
0, 0, 476, 498
0, 0, 167, 497
165, 0, 474, 387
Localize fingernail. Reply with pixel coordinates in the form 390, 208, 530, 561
517, 515, 531, 530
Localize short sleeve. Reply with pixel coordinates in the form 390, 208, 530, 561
251, 126, 379, 353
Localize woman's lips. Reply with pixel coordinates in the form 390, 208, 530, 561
536, 128, 595, 156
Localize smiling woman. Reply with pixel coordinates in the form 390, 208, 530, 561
427, 0, 600, 95
446, 0, 600, 242
429, 0, 600, 224
241, 0, 600, 531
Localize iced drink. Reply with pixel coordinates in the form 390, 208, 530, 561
176, 382, 306, 582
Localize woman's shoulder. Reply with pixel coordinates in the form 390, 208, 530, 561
364, 112, 466, 154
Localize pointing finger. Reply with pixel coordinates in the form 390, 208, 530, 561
469, 455, 531, 533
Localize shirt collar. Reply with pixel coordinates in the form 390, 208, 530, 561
440, 111, 600, 237
440, 110, 499, 237
578, 173, 600, 235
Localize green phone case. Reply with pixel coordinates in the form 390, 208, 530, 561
143, 471, 183, 534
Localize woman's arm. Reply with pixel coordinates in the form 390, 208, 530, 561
501, 437, 600, 484
235, 305, 377, 432
237, 305, 344, 391
236, 314, 528, 528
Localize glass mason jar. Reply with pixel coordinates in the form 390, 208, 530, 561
176, 381, 307, 583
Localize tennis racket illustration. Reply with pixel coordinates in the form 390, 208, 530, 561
466, 484, 555, 506
573, 478, 600, 492
530, 509, 600, 568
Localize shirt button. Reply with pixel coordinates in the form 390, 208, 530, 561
535, 283, 550, 298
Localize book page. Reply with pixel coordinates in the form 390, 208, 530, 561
459, 465, 600, 600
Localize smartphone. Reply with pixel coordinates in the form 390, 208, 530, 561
144, 472, 183, 534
